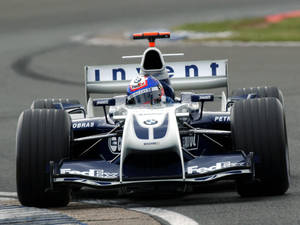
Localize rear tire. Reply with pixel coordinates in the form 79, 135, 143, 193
16, 109, 71, 207
231, 98, 289, 196
31, 98, 80, 109
231, 86, 284, 106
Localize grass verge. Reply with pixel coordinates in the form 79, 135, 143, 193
173, 17, 300, 42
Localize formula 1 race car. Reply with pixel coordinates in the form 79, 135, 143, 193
16, 32, 289, 207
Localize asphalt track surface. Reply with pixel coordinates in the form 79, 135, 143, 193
1, 0, 300, 224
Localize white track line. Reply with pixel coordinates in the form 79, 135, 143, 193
82, 199, 200, 225
0, 192, 17, 198
130, 207, 199, 225
0, 192, 81, 224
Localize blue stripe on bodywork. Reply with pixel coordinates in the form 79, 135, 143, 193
133, 115, 149, 139
154, 113, 168, 139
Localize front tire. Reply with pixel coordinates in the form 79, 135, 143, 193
231, 86, 284, 105
16, 109, 71, 207
231, 98, 289, 196
31, 98, 81, 109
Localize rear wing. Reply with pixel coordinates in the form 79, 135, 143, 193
85, 60, 228, 101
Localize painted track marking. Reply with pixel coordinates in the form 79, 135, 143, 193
0, 192, 82, 224
1, 192, 199, 225
0, 192, 17, 198
82, 199, 199, 225
130, 207, 199, 225
0, 205, 82, 224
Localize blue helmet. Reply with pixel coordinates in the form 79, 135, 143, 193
127, 75, 165, 105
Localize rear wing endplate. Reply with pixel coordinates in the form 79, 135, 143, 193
85, 60, 228, 101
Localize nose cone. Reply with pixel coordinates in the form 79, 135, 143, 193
121, 106, 181, 153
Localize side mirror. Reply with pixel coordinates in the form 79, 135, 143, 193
191, 94, 214, 102
181, 93, 214, 121
92, 98, 116, 124
93, 98, 116, 107
181, 93, 214, 103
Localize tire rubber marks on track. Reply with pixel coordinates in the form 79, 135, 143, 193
11, 43, 82, 87
71, 33, 300, 48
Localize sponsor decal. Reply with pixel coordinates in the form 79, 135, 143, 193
214, 116, 230, 122
130, 76, 148, 91
144, 119, 158, 125
108, 137, 122, 154
144, 142, 159, 145
94, 98, 115, 106
198, 95, 212, 100
181, 135, 198, 150
95, 99, 109, 105
127, 86, 158, 100
89, 61, 225, 82
60, 168, 118, 179
72, 121, 95, 129
187, 161, 245, 174
138, 112, 164, 116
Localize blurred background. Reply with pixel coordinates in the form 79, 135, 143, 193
1, 1, 300, 224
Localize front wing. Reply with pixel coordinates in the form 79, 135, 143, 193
52, 151, 253, 188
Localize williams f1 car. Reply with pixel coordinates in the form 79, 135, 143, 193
16, 32, 289, 207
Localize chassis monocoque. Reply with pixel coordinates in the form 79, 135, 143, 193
16, 32, 289, 207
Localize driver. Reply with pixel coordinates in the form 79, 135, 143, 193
127, 75, 170, 105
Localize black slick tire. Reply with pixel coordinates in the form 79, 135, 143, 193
231, 86, 284, 106
231, 97, 289, 196
16, 109, 71, 207
31, 98, 80, 109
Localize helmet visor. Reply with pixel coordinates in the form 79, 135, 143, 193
127, 86, 162, 104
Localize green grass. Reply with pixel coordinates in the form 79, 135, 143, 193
173, 17, 300, 41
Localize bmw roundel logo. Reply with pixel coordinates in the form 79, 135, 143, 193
144, 119, 158, 125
